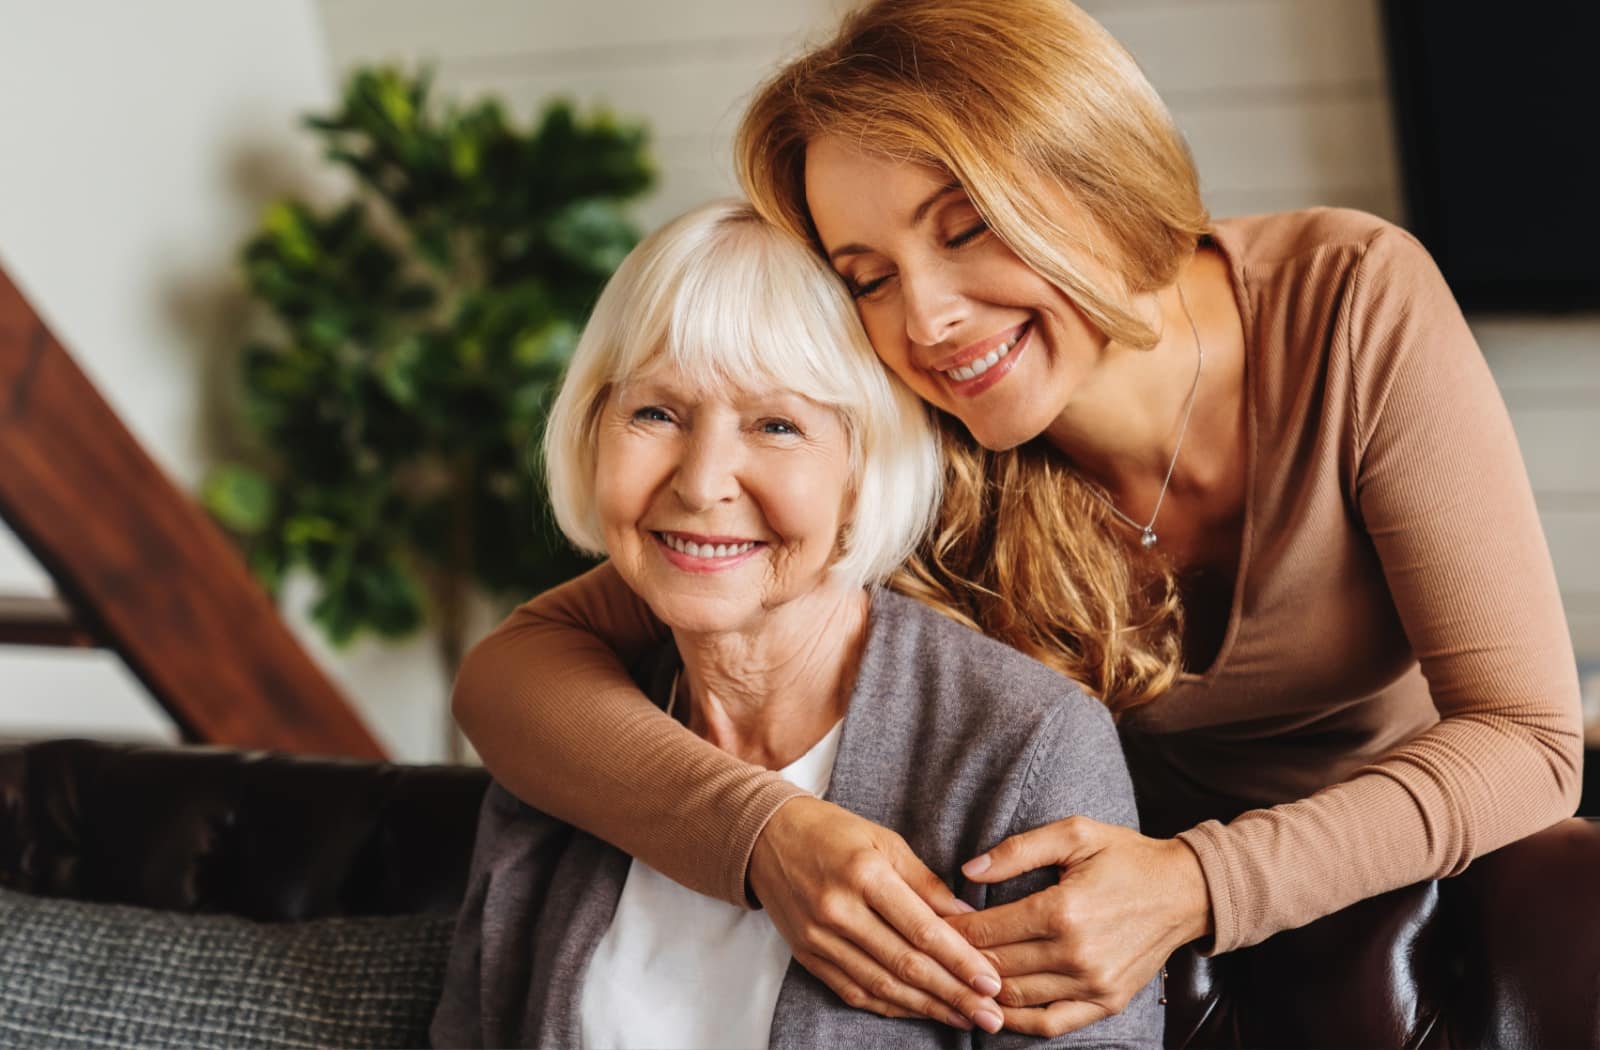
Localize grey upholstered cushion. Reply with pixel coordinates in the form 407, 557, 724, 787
0, 888, 454, 1049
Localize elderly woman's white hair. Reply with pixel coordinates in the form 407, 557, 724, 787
543, 198, 941, 589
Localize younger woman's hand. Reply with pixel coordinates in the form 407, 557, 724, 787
949, 816, 1212, 1036
748, 796, 1007, 1033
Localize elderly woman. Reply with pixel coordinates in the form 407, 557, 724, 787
429, 200, 1160, 1048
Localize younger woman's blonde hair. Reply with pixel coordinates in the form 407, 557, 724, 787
735, 0, 1210, 712
543, 198, 942, 591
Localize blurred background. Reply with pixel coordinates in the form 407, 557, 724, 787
0, 0, 1595, 762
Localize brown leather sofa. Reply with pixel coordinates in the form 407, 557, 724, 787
2, 739, 1596, 1049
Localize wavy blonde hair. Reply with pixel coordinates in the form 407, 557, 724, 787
736, 0, 1211, 713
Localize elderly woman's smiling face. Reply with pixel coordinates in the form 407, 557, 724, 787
595, 366, 856, 635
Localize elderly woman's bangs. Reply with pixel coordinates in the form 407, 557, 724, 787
618, 221, 870, 411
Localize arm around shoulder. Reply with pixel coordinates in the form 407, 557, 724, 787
452, 560, 664, 746
451, 561, 805, 906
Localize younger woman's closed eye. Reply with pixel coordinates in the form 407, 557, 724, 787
944, 219, 988, 250
848, 272, 893, 301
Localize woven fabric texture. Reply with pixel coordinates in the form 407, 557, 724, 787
0, 888, 453, 1049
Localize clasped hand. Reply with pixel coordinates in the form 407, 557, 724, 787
748, 798, 1211, 1037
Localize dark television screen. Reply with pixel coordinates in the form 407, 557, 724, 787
1381, 1, 1600, 311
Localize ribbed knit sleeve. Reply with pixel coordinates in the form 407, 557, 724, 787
451, 561, 808, 908
1177, 226, 1583, 953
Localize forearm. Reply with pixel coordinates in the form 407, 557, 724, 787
1180, 703, 1582, 953
453, 563, 806, 905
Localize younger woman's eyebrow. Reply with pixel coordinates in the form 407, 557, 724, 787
825, 180, 966, 263
910, 180, 965, 226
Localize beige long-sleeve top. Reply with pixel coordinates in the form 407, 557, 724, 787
453, 208, 1583, 953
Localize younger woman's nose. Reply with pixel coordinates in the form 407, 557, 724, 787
902, 265, 968, 347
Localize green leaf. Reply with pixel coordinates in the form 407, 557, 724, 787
364, 559, 426, 637
310, 587, 362, 647
284, 514, 341, 549
202, 465, 278, 534
513, 319, 577, 369
260, 202, 319, 267
246, 542, 288, 596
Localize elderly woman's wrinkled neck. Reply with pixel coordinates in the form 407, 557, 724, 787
678, 582, 870, 770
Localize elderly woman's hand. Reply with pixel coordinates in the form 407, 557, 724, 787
948, 816, 1212, 1036
749, 796, 1008, 1033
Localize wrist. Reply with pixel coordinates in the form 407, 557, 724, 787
747, 794, 818, 908
1162, 837, 1214, 943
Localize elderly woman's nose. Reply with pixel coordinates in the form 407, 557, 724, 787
671, 424, 743, 508
902, 265, 967, 347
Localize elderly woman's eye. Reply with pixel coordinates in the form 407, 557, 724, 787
759, 418, 801, 436
631, 406, 673, 424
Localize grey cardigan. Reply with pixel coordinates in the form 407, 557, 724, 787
432, 589, 1162, 1048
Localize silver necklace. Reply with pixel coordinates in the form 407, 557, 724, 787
1081, 282, 1204, 551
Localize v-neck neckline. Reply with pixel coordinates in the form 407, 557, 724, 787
1175, 220, 1258, 685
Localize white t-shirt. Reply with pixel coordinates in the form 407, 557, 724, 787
578, 719, 844, 1050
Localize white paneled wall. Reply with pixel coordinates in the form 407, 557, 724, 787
318, 0, 1600, 658
320, 0, 843, 226
1473, 319, 1600, 658
1084, 0, 1401, 220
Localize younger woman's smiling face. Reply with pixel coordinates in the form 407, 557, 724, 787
803, 134, 1117, 451
594, 365, 856, 636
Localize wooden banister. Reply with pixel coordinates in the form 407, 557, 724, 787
0, 264, 384, 758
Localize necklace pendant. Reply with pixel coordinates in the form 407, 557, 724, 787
1140, 527, 1158, 549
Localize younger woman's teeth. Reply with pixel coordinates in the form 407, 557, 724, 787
661, 534, 757, 559
943, 327, 1024, 382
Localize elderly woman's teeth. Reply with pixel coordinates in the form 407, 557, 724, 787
662, 534, 757, 558
944, 328, 1023, 382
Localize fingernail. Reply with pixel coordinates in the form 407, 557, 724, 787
974, 1008, 1004, 1034
953, 899, 976, 913
972, 974, 1002, 997
963, 854, 992, 876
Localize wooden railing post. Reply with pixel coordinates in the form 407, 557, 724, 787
0, 264, 384, 758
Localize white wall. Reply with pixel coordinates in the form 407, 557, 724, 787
0, 1, 457, 759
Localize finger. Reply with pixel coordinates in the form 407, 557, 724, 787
863, 864, 1003, 996
826, 915, 1004, 1029
1000, 1000, 1113, 1038
810, 926, 990, 1032
946, 892, 1059, 947
962, 816, 1108, 884
898, 851, 976, 920
995, 972, 1093, 1009
801, 954, 933, 1024
975, 939, 1069, 979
